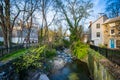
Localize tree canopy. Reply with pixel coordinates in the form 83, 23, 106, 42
54, 0, 93, 42
105, 0, 120, 18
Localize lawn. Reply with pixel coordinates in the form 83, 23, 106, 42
0, 48, 27, 62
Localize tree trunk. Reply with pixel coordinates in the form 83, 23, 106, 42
7, 30, 12, 48
2, 31, 8, 47
5, 0, 11, 48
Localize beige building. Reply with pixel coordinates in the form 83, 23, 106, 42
89, 16, 120, 49
103, 16, 120, 49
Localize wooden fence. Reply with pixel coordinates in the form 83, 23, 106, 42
0, 44, 24, 57
90, 45, 120, 65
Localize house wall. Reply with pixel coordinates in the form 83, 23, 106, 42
103, 21, 120, 48
0, 25, 39, 44
12, 27, 38, 43
91, 16, 108, 46
12, 37, 38, 43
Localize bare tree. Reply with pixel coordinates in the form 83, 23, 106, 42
105, 0, 120, 18
39, 0, 57, 43
24, 0, 39, 45
0, 0, 21, 48
15, 0, 40, 45
54, 0, 93, 42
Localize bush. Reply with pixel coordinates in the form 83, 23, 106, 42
63, 38, 71, 48
14, 45, 45, 72
45, 48, 56, 59
53, 39, 64, 48
71, 41, 89, 59
98, 44, 106, 48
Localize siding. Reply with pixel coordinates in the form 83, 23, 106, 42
91, 16, 108, 46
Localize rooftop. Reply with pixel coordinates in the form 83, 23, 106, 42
103, 16, 120, 24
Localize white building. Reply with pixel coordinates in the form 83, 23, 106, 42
0, 23, 39, 44
89, 15, 108, 46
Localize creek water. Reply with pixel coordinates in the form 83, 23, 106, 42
48, 50, 90, 80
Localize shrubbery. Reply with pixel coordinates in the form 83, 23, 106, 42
63, 38, 71, 48
53, 39, 64, 48
71, 41, 89, 59
14, 45, 57, 79
14, 46, 46, 72
98, 44, 106, 48
44, 48, 56, 59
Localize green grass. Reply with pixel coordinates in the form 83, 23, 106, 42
0, 49, 27, 62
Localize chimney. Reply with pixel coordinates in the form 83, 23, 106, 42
88, 21, 92, 28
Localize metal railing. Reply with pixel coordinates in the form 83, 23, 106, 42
90, 45, 120, 65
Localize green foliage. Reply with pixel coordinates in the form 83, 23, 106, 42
0, 49, 27, 62
98, 44, 106, 48
45, 48, 56, 59
53, 39, 64, 48
69, 25, 83, 43
88, 48, 104, 60
63, 38, 71, 47
14, 46, 45, 72
71, 41, 89, 59
55, 0, 93, 43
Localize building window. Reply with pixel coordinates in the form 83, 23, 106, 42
96, 23, 100, 29
110, 29, 115, 35
96, 32, 100, 37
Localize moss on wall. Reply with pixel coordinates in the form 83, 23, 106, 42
87, 49, 120, 80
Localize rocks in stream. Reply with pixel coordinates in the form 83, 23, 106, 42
51, 50, 73, 71
52, 58, 65, 70
57, 51, 72, 63
39, 74, 49, 80
27, 49, 73, 80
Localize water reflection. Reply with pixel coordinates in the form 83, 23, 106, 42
49, 61, 90, 80
49, 50, 90, 80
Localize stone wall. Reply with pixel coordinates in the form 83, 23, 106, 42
0, 60, 19, 80
87, 49, 120, 80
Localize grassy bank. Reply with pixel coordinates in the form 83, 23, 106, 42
70, 41, 89, 59
0, 48, 27, 62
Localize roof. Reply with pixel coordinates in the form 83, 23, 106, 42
88, 15, 108, 28
92, 15, 108, 25
103, 16, 120, 24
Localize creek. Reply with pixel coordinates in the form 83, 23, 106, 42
48, 49, 90, 80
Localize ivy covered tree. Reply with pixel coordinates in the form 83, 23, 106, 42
54, 0, 93, 43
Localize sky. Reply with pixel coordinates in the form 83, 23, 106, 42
84, 0, 107, 30
92, 0, 106, 19
34, 0, 107, 32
